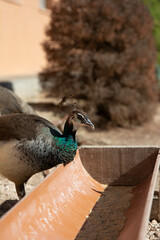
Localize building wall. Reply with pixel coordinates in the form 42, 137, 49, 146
0, 0, 50, 78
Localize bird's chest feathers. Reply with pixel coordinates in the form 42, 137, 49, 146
15, 134, 77, 171
54, 135, 78, 159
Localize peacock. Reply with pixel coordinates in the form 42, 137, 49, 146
0, 109, 94, 199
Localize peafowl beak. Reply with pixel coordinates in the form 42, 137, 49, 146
85, 118, 95, 130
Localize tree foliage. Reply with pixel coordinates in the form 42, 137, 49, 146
40, 0, 158, 127
143, 0, 160, 64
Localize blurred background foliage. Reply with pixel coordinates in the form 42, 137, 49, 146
40, 0, 158, 128
143, 0, 160, 64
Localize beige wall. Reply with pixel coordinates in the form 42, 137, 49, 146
0, 0, 50, 78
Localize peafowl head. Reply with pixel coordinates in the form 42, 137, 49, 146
59, 96, 94, 136
70, 109, 94, 130
63, 109, 94, 137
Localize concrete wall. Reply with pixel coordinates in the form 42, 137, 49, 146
0, 0, 50, 78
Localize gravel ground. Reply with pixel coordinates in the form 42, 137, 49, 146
147, 220, 160, 240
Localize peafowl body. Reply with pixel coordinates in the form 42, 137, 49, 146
0, 110, 94, 199
0, 86, 35, 115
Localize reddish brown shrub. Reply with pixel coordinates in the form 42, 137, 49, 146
40, 0, 158, 127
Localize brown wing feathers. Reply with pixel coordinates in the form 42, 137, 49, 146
0, 114, 62, 141
0, 114, 37, 141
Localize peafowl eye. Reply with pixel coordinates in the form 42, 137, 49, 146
77, 113, 85, 121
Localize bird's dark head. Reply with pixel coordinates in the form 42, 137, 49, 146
59, 96, 94, 137
69, 109, 94, 130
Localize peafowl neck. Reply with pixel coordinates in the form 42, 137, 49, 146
63, 117, 77, 142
